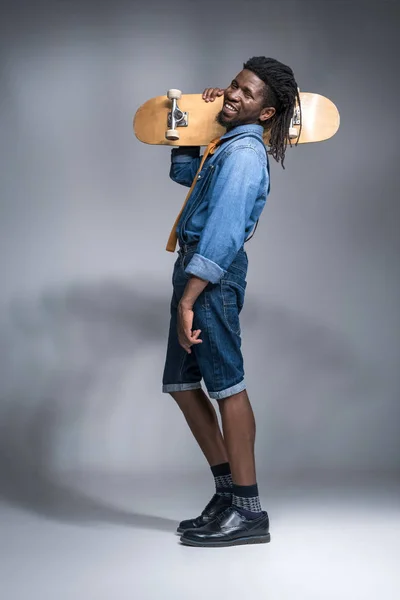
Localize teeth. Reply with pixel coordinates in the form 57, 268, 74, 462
225, 102, 237, 111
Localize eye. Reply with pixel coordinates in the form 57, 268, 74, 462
231, 81, 238, 88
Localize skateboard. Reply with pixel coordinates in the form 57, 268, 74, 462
133, 89, 340, 146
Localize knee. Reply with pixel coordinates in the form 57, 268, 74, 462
168, 389, 198, 403
216, 389, 248, 410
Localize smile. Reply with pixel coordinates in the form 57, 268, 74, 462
223, 102, 238, 114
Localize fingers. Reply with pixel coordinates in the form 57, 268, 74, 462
184, 330, 202, 346
202, 88, 224, 102
188, 329, 202, 344
178, 329, 202, 354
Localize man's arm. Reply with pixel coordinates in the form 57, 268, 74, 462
177, 275, 208, 354
170, 147, 202, 187
169, 87, 224, 187
180, 275, 209, 308
176, 146, 266, 353
185, 146, 266, 283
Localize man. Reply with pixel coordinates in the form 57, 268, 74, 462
162, 57, 300, 547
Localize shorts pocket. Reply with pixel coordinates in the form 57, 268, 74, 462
221, 278, 247, 336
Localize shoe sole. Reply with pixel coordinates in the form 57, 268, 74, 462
177, 526, 201, 534
179, 533, 271, 547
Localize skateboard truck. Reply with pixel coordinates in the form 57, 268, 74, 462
289, 89, 301, 140
166, 89, 188, 140
289, 105, 301, 139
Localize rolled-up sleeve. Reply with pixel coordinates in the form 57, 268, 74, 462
185, 146, 265, 283
170, 147, 201, 187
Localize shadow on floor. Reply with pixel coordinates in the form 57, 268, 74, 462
0, 278, 382, 526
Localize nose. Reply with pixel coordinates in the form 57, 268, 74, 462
227, 91, 240, 103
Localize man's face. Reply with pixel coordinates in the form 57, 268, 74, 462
216, 69, 275, 129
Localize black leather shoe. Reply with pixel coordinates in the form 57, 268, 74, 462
176, 494, 232, 534
180, 506, 270, 547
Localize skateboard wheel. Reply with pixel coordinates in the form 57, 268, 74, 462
166, 129, 179, 140
288, 127, 298, 140
167, 89, 182, 100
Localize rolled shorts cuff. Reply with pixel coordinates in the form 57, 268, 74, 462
162, 382, 202, 393
208, 379, 246, 400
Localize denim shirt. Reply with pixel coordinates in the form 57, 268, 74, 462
170, 123, 270, 283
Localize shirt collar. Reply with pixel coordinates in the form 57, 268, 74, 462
220, 123, 264, 140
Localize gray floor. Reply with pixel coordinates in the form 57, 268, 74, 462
1, 471, 399, 600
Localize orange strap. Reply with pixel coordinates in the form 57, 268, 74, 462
165, 138, 221, 252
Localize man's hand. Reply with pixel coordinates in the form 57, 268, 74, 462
177, 302, 202, 354
202, 88, 225, 102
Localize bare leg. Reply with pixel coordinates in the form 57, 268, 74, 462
170, 388, 228, 466
218, 389, 257, 485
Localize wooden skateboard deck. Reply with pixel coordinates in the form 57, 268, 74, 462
133, 91, 340, 146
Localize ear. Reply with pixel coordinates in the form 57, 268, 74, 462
259, 106, 276, 122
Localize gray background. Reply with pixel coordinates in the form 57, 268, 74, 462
0, 0, 399, 497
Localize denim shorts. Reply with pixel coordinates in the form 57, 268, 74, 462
162, 242, 248, 400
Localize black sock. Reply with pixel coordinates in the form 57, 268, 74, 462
232, 483, 263, 519
211, 462, 233, 498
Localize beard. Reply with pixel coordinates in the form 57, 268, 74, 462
215, 110, 243, 130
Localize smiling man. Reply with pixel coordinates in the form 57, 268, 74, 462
162, 57, 300, 547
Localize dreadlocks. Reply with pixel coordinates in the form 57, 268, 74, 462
243, 56, 301, 168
